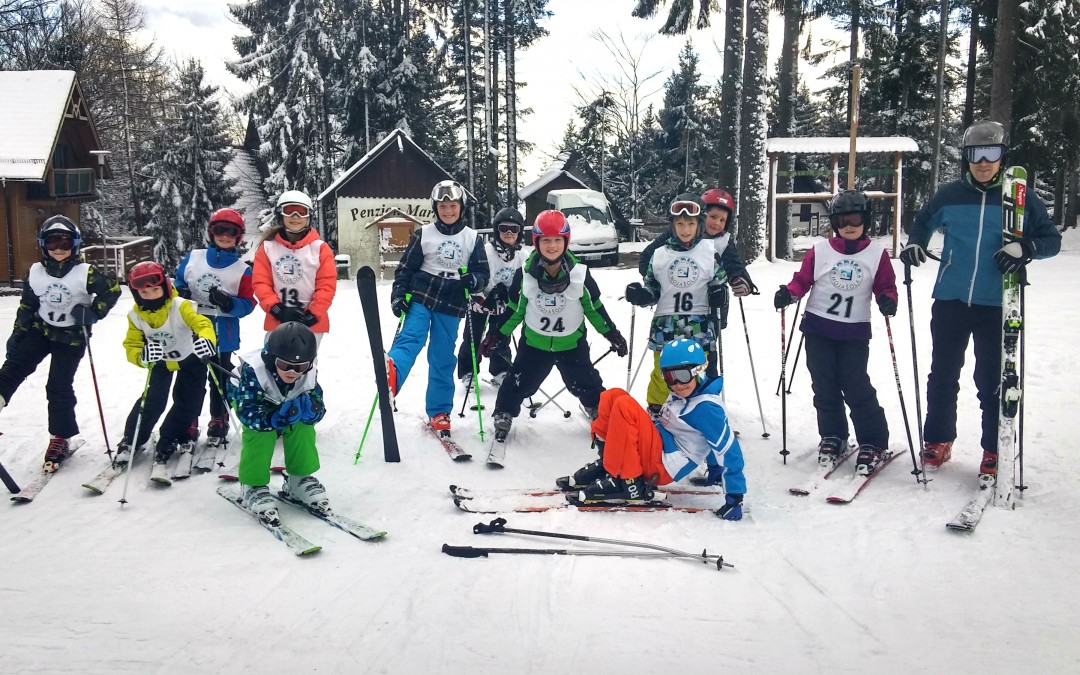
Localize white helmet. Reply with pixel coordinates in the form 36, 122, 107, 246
276, 190, 312, 211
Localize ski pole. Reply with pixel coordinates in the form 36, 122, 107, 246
528, 348, 613, 417
776, 297, 802, 395
207, 365, 242, 442
714, 306, 726, 404
627, 338, 651, 392
884, 315, 921, 485
784, 332, 804, 394
442, 544, 729, 567
118, 364, 155, 507
0, 435, 20, 493
457, 310, 484, 419
625, 304, 635, 390
356, 311, 407, 462
779, 306, 789, 463
903, 263, 929, 484
81, 326, 114, 462
738, 297, 769, 438
462, 517, 733, 569
461, 269, 485, 442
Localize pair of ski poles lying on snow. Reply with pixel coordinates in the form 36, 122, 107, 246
442, 517, 734, 571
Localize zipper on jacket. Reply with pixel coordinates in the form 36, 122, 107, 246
936, 250, 953, 287
967, 190, 987, 306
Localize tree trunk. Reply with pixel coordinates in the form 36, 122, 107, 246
847, 0, 861, 128
718, 0, 744, 203
504, 0, 517, 204
1066, 166, 1079, 230
463, 0, 477, 221
737, 0, 768, 262
963, 4, 978, 128
775, 0, 800, 260
990, 0, 1017, 125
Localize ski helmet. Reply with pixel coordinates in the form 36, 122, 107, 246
492, 207, 525, 252
38, 215, 82, 258
659, 338, 708, 370
207, 208, 245, 244
962, 120, 1008, 165
263, 321, 318, 370
828, 190, 871, 232
532, 209, 571, 249
701, 188, 735, 215
275, 190, 312, 219
430, 180, 467, 214
127, 260, 173, 307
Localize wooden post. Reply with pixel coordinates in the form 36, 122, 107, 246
894, 152, 903, 257
847, 65, 861, 190
767, 155, 778, 261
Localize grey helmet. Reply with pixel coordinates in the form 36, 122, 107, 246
828, 190, 871, 233
962, 120, 1007, 148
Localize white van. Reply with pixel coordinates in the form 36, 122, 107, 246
546, 189, 620, 266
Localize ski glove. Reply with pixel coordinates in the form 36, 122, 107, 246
479, 329, 506, 358
270, 399, 302, 429
391, 294, 410, 318
270, 303, 309, 324
207, 286, 234, 313
877, 294, 897, 317
70, 304, 98, 327
295, 393, 325, 424
730, 276, 757, 298
624, 282, 655, 307
176, 286, 193, 300
993, 236, 1035, 274
899, 243, 928, 267
299, 311, 319, 327
193, 337, 216, 363
6, 330, 25, 360
716, 494, 743, 521
141, 341, 165, 365
774, 285, 795, 309
708, 284, 729, 309
459, 269, 483, 294
605, 329, 629, 357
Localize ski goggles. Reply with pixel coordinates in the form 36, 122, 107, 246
661, 366, 698, 387
431, 181, 465, 203
129, 269, 166, 290
43, 235, 74, 251
274, 358, 312, 374
964, 145, 1004, 164
497, 223, 521, 234
280, 204, 310, 218
539, 275, 570, 295
209, 223, 243, 238
669, 200, 702, 217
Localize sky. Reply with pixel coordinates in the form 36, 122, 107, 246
139, 0, 847, 183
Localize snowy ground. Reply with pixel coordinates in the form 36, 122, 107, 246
3, 231, 1080, 674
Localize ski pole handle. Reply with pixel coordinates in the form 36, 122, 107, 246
442, 544, 490, 558
473, 518, 508, 534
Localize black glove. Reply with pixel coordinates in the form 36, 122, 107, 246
300, 311, 319, 327
708, 284, 729, 309
70, 304, 98, 327
391, 295, 409, 318
479, 329, 506, 357
877, 294, 897, 317
624, 282, 654, 307
207, 286, 234, 313
270, 303, 308, 324
993, 236, 1035, 274
176, 286, 192, 300
459, 269, 483, 293
730, 276, 757, 297
605, 329, 628, 357
6, 330, 25, 360
899, 243, 928, 267
774, 285, 794, 309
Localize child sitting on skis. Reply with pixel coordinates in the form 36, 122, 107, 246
230, 321, 329, 517
0, 215, 120, 471
773, 190, 898, 475
558, 338, 746, 520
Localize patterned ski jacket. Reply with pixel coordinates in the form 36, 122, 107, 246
391, 219, 490, 318
906, 172, 1061, 307
230, 358, 326, 432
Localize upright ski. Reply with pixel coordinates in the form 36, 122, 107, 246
996, 166, 1027, 509
356, 266, 400, 462
217, 484, 321, 556
10, 440, 86, 503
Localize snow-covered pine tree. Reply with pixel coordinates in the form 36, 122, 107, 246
649, 42, 709, 214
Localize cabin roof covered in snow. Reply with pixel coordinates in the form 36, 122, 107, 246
766, 136, 919, 155
0, 70, 93, 181
317, 129, 454, 202
518, 152, 589, 200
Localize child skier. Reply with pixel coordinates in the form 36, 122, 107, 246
558, 338, 745, 519
231, 321, 329, 516
773, 190, 898, 475
0, 215, 120, 470
117, 261, 217, 480
455, 207, 526, 388
481, 210, 628, 460
252, 190, 337, 342
624, 194, 729, 414
386, 180, 489, 441
174, 208, 255, 448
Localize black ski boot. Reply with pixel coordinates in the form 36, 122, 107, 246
492, 411, 513, 443
855, 444, 886, 476
817, 436, 849, 468
556, 459, 607, 491
578, 474, 651, 503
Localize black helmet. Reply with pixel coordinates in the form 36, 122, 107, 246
492, 207, 524, 253
38, 215, 82, 258
828, 190, 871, 232
263, 321, 317, 369
493, 207, 524, 228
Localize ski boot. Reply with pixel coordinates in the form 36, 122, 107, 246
855, 444, 887, 476
207, 414, 229, 448
489, 372, 507, 388
281, 473, 330, 514
578, 474, 651, 503
556, 459, 607, 491
817, 436, 849, 468
459, 372, 474, 389
385, 355, 399, 397
184, 418, 200, 443
430, 412, 452, 440
978, 450, 998, 489
492, 411, 513, 443
42, 436, 71, 473
921, 441, 953, 468
241, 485, 279, 520
151, 439, 177, 484
113, 439, 134, 467
715, 494, 744, 521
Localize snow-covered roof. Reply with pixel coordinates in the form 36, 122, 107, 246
0, 70, 77, 180
766, 136, 920, 155
363, 208, 425, 229
224, 147, 273, 239
518, 152, 588, 200
317, 129, 454, 202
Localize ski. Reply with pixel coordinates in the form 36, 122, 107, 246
825, 451, 901, 503
789, 445, 859, 496
996, 166, 1027, 509
193, 438, 222, 472
356, 265, 400, 462
485, 439, 506, 468
273, 492, 387, 541
946, 484, 996, 532
453, 492, 719, 514
171, 441, 196, 480
82, 448, 141, 494
10, 440, 86, 503
217, 484, 321, 556
425, 419, 471, 461
149, 459, 171, 486
450, 483, 725, 499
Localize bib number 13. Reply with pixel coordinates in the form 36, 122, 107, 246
279, 288, 302, 307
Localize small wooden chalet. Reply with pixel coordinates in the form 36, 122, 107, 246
0, 70, 111, 283
318, 129, 455, 276
518, 150, 632, 239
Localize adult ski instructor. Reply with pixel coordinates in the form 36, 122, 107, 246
899, 120, 1060, 482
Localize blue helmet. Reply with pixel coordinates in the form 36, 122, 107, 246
659, 338, 707, 370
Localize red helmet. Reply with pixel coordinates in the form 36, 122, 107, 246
128, 261, 172, 294
208, 208, 245, 244
701, 188, 735, 214
532, 210, 571, 248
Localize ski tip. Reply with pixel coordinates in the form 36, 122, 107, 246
297, 545, 323, 556
485, 461, 504, 470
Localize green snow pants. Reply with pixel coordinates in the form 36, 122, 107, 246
238, 423, 320, 486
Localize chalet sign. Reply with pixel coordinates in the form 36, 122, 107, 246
338, 197, 434, 230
